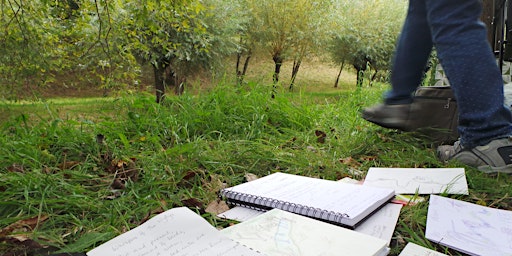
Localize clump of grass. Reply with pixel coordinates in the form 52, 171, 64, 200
1, 82, 511, 255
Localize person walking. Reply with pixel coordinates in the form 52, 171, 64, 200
361, 0, 512, 173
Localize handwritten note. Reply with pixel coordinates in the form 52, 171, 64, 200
87, 207, 261, 256
425, 195, 512, 256
363, 168, 468, 195
398, 242, 448, 256
220, 209, 389, 256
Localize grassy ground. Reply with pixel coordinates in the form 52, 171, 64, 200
1, 57, 511, 256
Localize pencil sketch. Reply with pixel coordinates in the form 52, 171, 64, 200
363, 168, 468, 195
425, 195, 512, 256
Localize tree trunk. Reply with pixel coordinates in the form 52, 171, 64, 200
334, 62, 345, 88
236, 49, 252, 85
369, 69, 378, 87
272, 54, 283, 84
289, 59, 301, 91
153, 64, 166, 104
272, 53, 283, 98
356, 69, 364, 87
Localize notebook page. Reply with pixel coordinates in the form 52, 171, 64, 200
87, 207, 261, 256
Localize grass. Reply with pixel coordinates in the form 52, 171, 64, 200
1, 59, 512, 256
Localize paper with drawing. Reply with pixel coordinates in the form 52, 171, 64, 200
87, 207, 261, 256
363, 168, 468, 195
398, 242, 448, 256
220, 208, 389, 256
425, 195, 512, 256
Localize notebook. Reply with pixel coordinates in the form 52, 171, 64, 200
220, 208, 389, 256
219, 172, 395, 229
86, 207, 261, 256
425, 195, 512, 256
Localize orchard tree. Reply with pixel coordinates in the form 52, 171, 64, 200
242, 0, 335, 93
120, 0, 238, 103
329, 0, 406, 87
0, 1, 63, 98
0, 0, 138, 100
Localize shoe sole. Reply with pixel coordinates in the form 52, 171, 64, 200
477, 165, 512, 174
454, 151, 512, 174
361, 113, 407, 130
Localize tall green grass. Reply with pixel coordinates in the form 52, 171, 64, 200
1, 83, 511, 255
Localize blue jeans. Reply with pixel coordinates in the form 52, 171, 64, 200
385, 0, 512, 148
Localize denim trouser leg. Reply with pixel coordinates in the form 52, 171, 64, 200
385, 0, 433, 105
386, 0, 512, 148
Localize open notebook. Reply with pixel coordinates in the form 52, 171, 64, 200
220, 172, 395, 229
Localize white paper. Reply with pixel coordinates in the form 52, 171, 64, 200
398, 242, 448, 256
425, 195, 512, 256
218, 206, 264, 222
87, 207, 261, 256
363, 168, 468, 195
220, 209, 389, 256
355, 203, 402, 245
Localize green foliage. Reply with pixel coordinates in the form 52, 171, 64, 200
1, 82, 512, 255
329, 0, 407, 82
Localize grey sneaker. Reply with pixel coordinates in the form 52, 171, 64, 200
361, 103, 410, 130
437, 136, 512, 173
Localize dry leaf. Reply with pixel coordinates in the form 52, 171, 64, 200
57, 161, 80, 170
181, 198, 205, 214
0, 215, 49, 239
6, 164, 24, 173
244, 173, 259, 182
205, 200, 230, 215
315, 129, 327, 143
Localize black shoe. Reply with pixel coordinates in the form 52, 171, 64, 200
361, 103, 410, 130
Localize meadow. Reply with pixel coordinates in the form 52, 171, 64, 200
1, 57, 511, 256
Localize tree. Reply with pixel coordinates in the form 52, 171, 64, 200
119, 0, 238, 103
0, 0, 138, 100
328, 0, 406, 87
242, 0, 335, 94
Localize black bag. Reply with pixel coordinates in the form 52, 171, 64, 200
405, 86, 459, 144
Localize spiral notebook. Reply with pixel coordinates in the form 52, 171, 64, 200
219, 172, 395, 229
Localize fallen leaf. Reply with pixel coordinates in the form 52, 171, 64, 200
315, 129, 327, 143
181, 198, 204, 214
6, 164, 24, 173
110, 178, 125, 190
244, 173, 259, 182
205, 200, 230, 215
57, 161, 80, 170
0, 215, 50, 239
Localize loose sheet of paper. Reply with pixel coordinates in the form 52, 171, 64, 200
363, 168, 468, 195
398, 242, 448, 256
218, 203, 401, 245
218, 206, 264, 222
425, 195, 512, 256
87, 207, 261, 256
220, 209, 389, 256
355, 203, 402, 245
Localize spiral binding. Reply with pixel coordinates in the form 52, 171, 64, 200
220, 189, 350, 224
